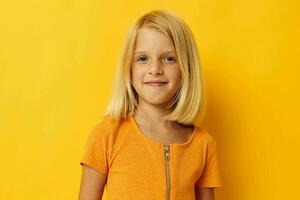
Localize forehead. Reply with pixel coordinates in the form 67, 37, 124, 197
134, 27, 175, 54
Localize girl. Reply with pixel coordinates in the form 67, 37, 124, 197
79, 9, 221, 200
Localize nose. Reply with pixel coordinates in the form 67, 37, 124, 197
148, 59, 163, 75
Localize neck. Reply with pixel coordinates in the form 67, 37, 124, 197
132, 101, 180, 129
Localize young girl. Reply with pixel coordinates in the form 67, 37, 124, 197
78, 9, 221, 200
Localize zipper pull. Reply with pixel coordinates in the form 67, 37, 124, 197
163, 145, 170, 160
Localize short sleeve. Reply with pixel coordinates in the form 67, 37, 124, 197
80, 119, 111, 175
195, 134, 222, 188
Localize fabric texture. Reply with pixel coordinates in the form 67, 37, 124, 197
80, 113, 222, 199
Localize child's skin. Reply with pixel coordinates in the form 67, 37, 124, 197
78, 27, 216, 200
132, 27, 194, 145
132, 27, 215, 200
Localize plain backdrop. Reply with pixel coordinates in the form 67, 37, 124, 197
0, 0, 299, 199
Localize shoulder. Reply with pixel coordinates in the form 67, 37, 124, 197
92, 116, 119, 130
197, 127, 218, 148
88, 116, 123, 139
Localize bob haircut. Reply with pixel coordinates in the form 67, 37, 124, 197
103, 9, 206, 126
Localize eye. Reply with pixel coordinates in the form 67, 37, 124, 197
163, 56, 176, 64
136, 56, 147, 62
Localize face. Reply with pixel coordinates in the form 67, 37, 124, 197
131, 27, 182, 107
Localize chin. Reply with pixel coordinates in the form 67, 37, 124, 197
142, 97, 172, 106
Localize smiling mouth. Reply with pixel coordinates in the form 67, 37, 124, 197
145, 82, 168, 86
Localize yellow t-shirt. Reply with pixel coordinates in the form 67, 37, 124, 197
80, 113, 222, 199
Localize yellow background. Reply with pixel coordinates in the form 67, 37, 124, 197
0, 0, 299, 199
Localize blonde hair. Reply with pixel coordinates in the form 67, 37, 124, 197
103, 9, 206, 126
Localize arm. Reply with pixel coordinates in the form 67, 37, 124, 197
195, 187, 215, 200
78, 164, 107, 200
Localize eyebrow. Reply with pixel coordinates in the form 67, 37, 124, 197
134, 50, 176, 55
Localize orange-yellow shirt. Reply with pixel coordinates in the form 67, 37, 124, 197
80, 113, 222, 199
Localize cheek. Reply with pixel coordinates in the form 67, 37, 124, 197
169, 67, 182, 85
131, 65, 145, 84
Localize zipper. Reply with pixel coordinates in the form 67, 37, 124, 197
163, 144, 171, 200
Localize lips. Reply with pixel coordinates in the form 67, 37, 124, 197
144, 81, 168, 86
144, 80, 168, 84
